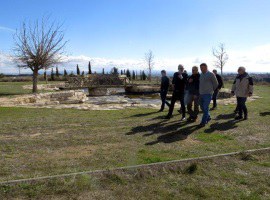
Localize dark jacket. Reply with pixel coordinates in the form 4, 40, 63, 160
172, 72, 188, 93
215, 74, 224, 90
187, 73, 200, 95
160, 76, 170, 92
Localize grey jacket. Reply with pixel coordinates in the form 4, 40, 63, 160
199, 71, 219, 95
231, 73, 254, 97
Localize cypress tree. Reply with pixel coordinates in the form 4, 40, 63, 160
132, 70, 136, 80
102, 68, 105, 74
64, 69, 68, 76
43, 70, 47, 80
88, 61, 92, 74
51, 68, 55, 81
126, 69, 131, 78
111, 67, 118, 75
76, 64, 80, 76
56, 67, 60, 77
82, 71, 85, 76
142, 70, 147, 80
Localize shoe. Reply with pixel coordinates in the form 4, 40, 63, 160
164, 115, 172, 119
177, 110, 182, 114
187, 117, 193, 122
206, 117, 211, 124
198, 123, 206, 128
180, 117, 186, 121
158, 109, 164, 112
235, 116, 243, 120
187, 117, 197, 122
211, 106, 217, 110
244, 116, 248, 120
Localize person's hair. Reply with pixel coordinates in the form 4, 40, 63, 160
238, 66, 246, 72
178, 64, 184, 69
200, 63, 208, 68
161, 70, 166, 74
213, 69, 217, 73
192, 66, 198, 71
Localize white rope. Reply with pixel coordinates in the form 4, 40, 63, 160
0, 147, 269, 185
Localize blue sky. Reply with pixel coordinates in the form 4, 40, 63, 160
1, 0, 270, 73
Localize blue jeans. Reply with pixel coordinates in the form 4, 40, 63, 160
160, 90, 170, 110
199, 94, 212, 124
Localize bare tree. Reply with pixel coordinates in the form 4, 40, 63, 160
212, 43, 228, 76
144, 50, 154, 82
13, 17, 68, 93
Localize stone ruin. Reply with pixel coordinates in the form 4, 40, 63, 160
65, 74, 127, 88
0, 90, 87, 106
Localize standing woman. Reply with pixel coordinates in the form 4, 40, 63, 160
231, 67, 253, 120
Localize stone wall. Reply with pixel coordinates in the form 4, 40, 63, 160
125, 85, 160, 94
217, 88, 233, 99
23, 83, 65, 91
2, 90, 87, 106
88, 87, 125, 96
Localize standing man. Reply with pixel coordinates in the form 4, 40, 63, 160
159, 70, 170, 112
199, 63, 218, 127
187, 66, 200, 122
165, 64, 188, 120
231, 67, 253, 120
212, 69, 224, 109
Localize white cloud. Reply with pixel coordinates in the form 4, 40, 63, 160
1, 44, 270, 74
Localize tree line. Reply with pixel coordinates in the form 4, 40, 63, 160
45, 62, 148, 81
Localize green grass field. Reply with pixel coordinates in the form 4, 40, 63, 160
0, 82, 269, 199
1, 151, 269, 200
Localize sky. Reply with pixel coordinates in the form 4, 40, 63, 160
0, 0, 270, 74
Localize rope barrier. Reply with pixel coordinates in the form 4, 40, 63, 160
0, 147, 269, 185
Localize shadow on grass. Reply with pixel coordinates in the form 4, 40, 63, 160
215, 113, 236, 120
127, 119, 200, 145
204, 119, 239, 133
130, 111, 159, 118
145, 124, 200, 145
260, 112, 270, 117
127, 112, 241, 145
203, 113, 240, 133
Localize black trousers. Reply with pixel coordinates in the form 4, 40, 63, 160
237, 97, 247, 117
187, 94, 199, 119
212, 89, 219, 107
160, 90, 170, 110
168, 91, 185, 118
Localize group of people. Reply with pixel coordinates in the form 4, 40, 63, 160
159, 63, 253, 127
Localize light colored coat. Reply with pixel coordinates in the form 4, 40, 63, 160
231, 73, 253, 97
